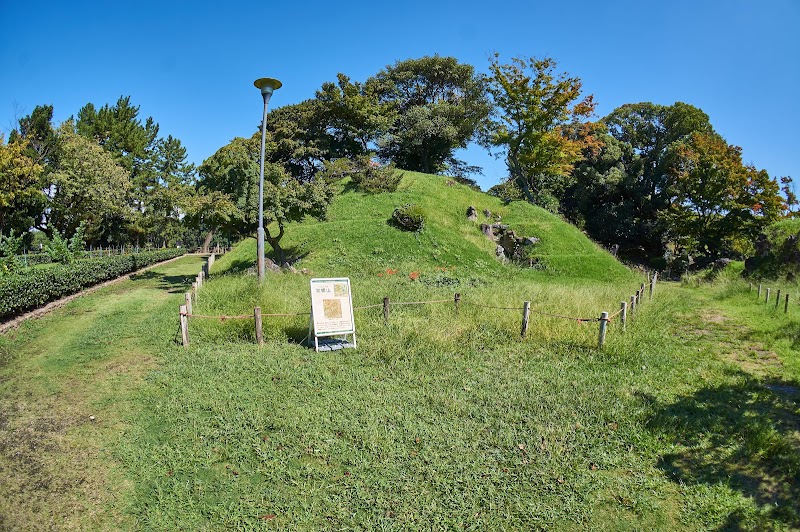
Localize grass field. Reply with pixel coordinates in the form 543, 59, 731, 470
1, 173, 798, 530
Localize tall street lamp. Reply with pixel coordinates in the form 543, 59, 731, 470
253, 77, 282, 283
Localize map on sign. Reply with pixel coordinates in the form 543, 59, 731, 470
309, 278, 355, 336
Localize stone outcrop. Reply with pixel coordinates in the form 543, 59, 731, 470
480, 223, 539, 263
466, 205, 478, 221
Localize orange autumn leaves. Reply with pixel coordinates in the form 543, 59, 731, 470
375, 266, 454, 280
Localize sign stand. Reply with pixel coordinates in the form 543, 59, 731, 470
307, 278, 357, 352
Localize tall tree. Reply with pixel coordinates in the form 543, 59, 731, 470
663, 131, 783, 259
368, 55, 490, 175
0, 135, 45, 237
565, 101, 715, 260
77, 96, 160, 243
9, 105, 60, 170
47, 123, 132, 244
198, 135, 334, 266
485, 55, 595, 207
315, 73, 392, 160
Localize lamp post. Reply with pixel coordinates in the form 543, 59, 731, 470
253, 77, 282, 283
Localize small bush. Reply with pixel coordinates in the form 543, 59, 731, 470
390, 204, 425, 232
319, 157, 402, 194
351, 163, 402, 193
0, 248, 184, 319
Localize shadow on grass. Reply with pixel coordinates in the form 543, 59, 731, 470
130, 270, 195, 294
775, 319, 800, 350
645, 371, 800, 528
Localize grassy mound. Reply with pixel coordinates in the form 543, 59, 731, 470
212, 171, 634, 283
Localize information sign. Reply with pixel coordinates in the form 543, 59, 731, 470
308, 278, 356, 351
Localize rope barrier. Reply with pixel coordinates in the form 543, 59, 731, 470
607, 307, 625, 319
184, 313, 252, 320
184, 292, 638, 325
529, 309, 601, 323
390, 299, 452, 306
463, 302, 526, 310
184, 311, 309, 320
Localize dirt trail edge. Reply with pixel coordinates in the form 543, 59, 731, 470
0, 253, 207, 334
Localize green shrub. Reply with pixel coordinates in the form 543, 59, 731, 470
390, 203, 425, 232
319, 157, 402, 193
45, 229, 73, 264
0, 248, 184, 319
351, 163, 402, 193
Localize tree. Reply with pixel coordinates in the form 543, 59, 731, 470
145, 135, 196, 246
198, 135, 334, 266
368, 55, 490, 175
9, 105, 60, 170
562, 101, 715, 261
47, 123, 132, 244
0, 135, 45, 237
663, 132, 782, 259
485, 55, 595, 207
77, 96, 160, 243
562, 125, 644, 246
265, 100, 330, 182
315, 73, 392, 160
780, 176, 798, 217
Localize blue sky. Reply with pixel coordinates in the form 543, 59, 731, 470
1, 0, 798, 191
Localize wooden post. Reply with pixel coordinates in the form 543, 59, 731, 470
765, 288, 771, 304
776, 289, 781, 309
786, 294, 790, 313
650, 272, 657, 300
383, 297, 390, 325
636, 289, 641, 308
598, 312, 609, 349
185, 292, 192, 316
520, 301, 531, 338
758, 284, 762, 298
454, 293, 461, 315
179, 305, 190, 347
630, 295, 636, 316
620, 301, 627, 331
254, 307, 263, 345
192, 282, 198, 303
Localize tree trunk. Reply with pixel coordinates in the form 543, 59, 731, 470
265, 224, 286, 267
202, 230, 214, 254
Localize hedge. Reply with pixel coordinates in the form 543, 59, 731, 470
0, 248, 185, 319
0, 253, 53, 268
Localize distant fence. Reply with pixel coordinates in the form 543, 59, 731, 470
751, 283, 792, 314
179, 262, 660, 350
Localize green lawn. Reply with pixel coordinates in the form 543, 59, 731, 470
1, 172, 798, 529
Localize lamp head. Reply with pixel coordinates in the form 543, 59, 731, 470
254, 77, 282, 103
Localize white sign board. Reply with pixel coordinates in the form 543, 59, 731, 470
309, 278, 355, 336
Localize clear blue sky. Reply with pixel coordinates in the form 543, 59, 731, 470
2, 0, 798, 191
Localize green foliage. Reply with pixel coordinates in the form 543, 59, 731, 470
0, 248, 184, 318
318, 157, 402, 193
44, 228, 73, 264
745, 218, 800, 279
390, 203, 426, 232
368, 55, 491, 174
0, 231, 25, 275
486, 55, 595, 206
68, 221, 88, 258
0, 134, 45, 237
48, 123, 132, 243
198, 135, 335, 265
663, 132, 783, 260
316, 74, 392, 160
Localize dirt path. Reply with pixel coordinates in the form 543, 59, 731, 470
0, 255, 205, 531
0, 253, 209, 334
